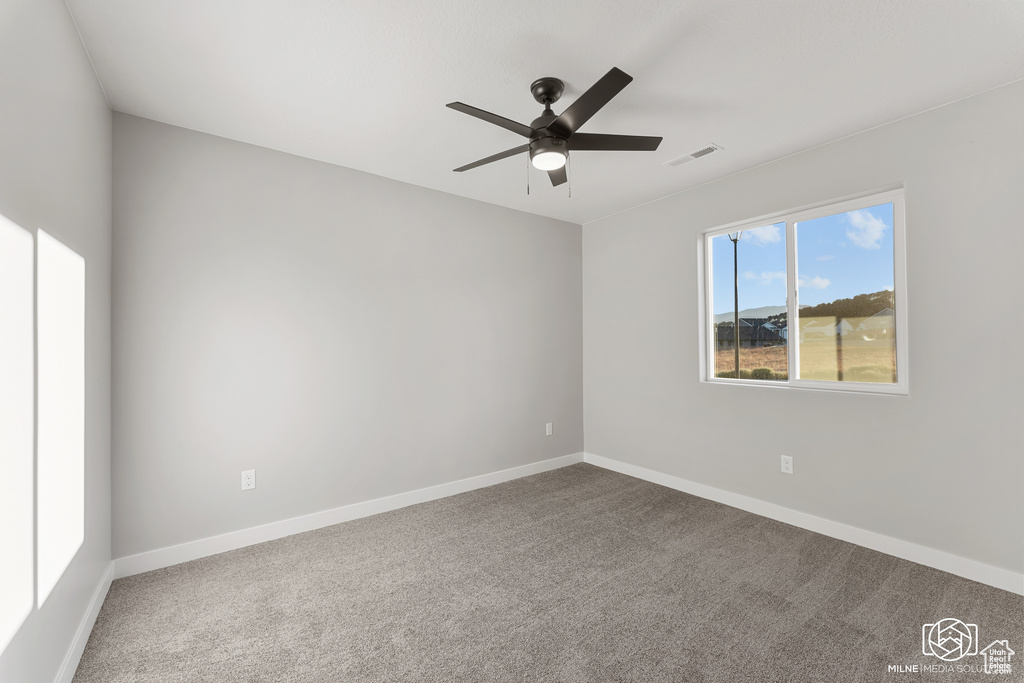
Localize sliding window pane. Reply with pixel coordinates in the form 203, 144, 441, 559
795, 203, 896, 384
710, 223, 788, 381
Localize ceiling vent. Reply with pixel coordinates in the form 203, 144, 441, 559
665, 143, 723, 167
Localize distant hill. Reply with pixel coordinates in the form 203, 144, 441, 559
715, 305, 796, 324
714, 290, 894, 325
798, 289, 894, 321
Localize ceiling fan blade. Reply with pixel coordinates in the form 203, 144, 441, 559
453, 144, 531, 172
569, 133, 662, 151
547, 67, 633, 138
548, 165, 567, 187
446, 102, 535, 138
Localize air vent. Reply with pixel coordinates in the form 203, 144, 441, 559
665, 143, 723, 167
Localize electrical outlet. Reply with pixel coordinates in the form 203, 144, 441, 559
780, 455, 793, 475
545, 422, 553, 437
241, 469, 256, 490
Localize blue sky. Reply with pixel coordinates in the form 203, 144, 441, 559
710, 202, 894, 315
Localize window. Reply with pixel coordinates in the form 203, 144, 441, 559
700, 189, 907, 394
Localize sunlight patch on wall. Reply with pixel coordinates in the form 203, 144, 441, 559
36, 230, 85, 607
0, 216, 34, 651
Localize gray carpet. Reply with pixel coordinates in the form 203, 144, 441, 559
74, 464, 1022, 682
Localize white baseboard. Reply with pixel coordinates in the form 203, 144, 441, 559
54, 561, 114, 683
114, 452, 584, 579
583, 453, 1024, 596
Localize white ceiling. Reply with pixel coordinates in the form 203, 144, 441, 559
66, 0, 1024, 225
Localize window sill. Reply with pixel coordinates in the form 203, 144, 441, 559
702, 376, 909, 396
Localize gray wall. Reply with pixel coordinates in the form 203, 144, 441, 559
112, 114, 583, 558
583, 81, 1024, 573
0, 0, 112, 681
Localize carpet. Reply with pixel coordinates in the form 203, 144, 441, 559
73, 463, 1022, 682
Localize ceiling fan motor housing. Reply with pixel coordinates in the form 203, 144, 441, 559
530, 112, 559, 130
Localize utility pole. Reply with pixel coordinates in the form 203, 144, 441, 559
728, 232, 742, 379
836, 318, 844, 382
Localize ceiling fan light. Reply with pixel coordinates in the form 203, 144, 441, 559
531, 151, 566, 171
529, 138, 567, 171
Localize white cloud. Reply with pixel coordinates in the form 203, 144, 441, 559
799, 275, 830, 289
816, 255, 835, 261
744, 270, 786, 286
846, 210, 887, 249
742, 224, 782, 246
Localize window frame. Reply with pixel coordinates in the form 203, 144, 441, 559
698, 187, 909, 396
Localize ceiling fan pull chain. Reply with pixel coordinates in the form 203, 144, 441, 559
526, 153, 530, 195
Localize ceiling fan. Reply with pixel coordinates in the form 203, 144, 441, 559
446, 67, 662, 187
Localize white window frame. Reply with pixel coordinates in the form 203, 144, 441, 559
698, 188, 908, 395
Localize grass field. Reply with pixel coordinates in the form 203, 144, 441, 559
715, 336, 896, 383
